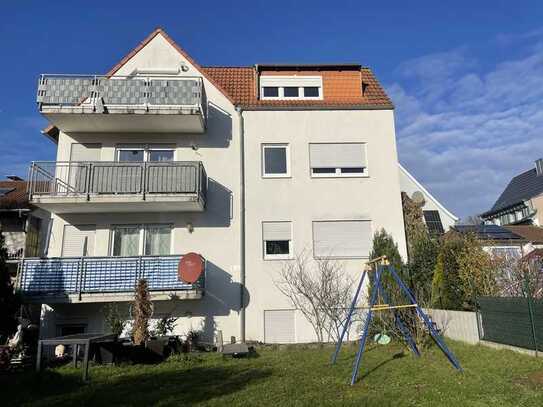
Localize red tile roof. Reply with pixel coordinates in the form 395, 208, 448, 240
202, 66, 393, 109
0, 180, 29, 210
504, 225, 543, 244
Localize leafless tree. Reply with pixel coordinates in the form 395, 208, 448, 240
494, 253, 543, 299
273, 250, 354, 343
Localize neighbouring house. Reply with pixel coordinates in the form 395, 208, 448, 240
449, 224, 528, 258
19, 28, 408, 343
481, 159, 543, 226
398, 164, 458, 234
0, 177, 50, 276
502, 225, 543, 253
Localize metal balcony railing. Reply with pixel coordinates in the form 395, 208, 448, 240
36, 75, 207, 115
28, 161, 207, 202
18, 255, 205, 297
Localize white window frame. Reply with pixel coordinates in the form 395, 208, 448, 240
262, 221, 293, 260
262, 144, 291, 178
260, 76, 323, 100
115, 144, 176, 162
309, 143, 369, 178
109, 224, 173, 256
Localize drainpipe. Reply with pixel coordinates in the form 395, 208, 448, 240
236, 106, 247, 343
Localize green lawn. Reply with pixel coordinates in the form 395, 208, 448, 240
3, 340, 543, 406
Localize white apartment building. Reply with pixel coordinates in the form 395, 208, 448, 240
19, 28, 408, 343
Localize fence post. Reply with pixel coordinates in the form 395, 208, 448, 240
526, 295, 538, 357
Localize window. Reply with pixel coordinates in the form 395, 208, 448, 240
423, 211, 444, 235
116, 145, 174, 162
111, 224, 172, 256
262, 144, 290, 177
283, 87, 299, 97
118, 149, 144, 162
260, 76, 323, 100
309, 143, 367, 177
263, 221, 292, 259
263, 87, 279, 98
313, 220, 372, 258
112, 225, 141, 256
303, 87, 320, 97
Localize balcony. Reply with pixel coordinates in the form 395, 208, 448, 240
17, 255, 205, 303
28, 161, 207, 213
37, 75, 207, 133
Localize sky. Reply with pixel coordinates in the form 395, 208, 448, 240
1, 1, 542, 219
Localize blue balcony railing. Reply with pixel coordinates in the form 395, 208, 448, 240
18, 255, 205, 297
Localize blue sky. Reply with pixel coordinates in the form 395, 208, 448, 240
1, 1, 543, 218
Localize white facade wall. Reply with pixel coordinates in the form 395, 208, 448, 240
43, 34, 242, 342
243, 109, 407, 342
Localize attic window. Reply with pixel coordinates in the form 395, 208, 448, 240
260, 76, 323, 100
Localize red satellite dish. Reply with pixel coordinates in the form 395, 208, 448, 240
178, 253, 204, 283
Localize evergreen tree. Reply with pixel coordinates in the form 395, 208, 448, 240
431, 233, 465, 310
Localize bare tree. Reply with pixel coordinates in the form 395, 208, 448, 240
494, 253, 543, 299
273, 250, 354, 343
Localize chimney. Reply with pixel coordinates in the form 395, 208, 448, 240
536, 159, 543, 176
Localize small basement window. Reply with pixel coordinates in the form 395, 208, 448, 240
263, 221, 292, 259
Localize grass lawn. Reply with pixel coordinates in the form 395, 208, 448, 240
2, 340, 543, 406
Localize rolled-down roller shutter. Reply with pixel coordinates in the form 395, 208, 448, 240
61, 225, 96, 257
313, 220, 372, 258
264, 310, 295, 343
309, 143, 366, 168
262, 222, 292, 241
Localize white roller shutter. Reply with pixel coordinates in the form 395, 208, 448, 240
62, 225, 96, 257
313, 220, 372, 258
310, 143, 366, 168
264, 310, 295, 343
70, 143, 101, 161
262, 222, 292, 241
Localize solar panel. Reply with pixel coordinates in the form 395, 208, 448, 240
423, 210, 444, 235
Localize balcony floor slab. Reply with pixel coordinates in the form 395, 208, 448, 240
24, 289, 203, 304
31, 194, 205, 213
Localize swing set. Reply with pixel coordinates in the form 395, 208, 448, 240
331, 256, 463, 385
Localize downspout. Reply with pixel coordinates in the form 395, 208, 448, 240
236, 106, 247, 343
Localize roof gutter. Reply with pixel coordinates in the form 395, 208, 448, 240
238, 104, 394, 111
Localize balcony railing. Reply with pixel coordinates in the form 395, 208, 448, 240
37, 75, 207, 113
28, 161, 207, 201
18, 255, 205, 297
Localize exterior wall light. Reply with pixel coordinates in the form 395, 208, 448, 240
186, 222, 194, 233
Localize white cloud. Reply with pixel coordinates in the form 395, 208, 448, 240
389, 32, 543, 218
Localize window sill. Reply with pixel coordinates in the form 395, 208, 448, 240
310, 174, 369, 179
262, 174, 292, 179
263, 255, 293, 261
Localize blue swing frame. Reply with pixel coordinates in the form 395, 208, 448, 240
331, 260, 463, 385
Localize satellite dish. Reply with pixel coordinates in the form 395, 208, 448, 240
178, 253, 204, 283
411, 191, 426, 205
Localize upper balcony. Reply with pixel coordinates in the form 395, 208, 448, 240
37, 75, 207, 133
28, 161, 207, 213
